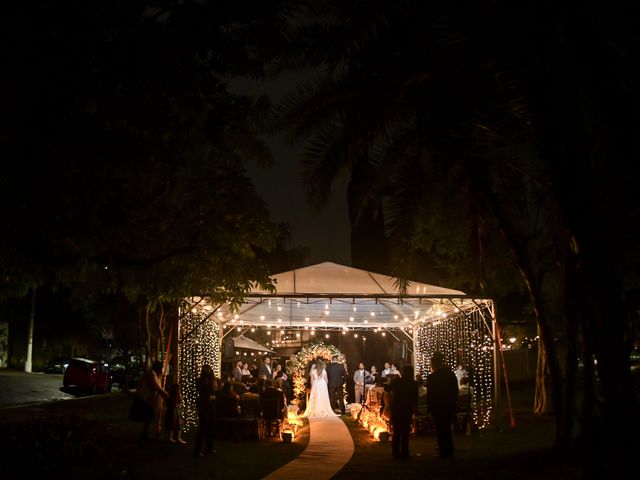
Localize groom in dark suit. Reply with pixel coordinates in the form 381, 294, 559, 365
326, 356, 347, 414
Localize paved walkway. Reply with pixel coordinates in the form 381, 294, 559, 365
263, 416, 354, 480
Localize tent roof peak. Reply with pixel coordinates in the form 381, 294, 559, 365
252, 261, 466, 297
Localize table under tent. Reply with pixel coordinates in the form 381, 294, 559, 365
178, 262, 505, 430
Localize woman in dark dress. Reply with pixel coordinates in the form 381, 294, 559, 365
194, 365, 217, 457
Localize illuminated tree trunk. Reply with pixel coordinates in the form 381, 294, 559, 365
24, 288, 36, 373
534, 327, 551, 414
144, 305, 152, 365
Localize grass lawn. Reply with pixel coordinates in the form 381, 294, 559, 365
0, 381, 584, 479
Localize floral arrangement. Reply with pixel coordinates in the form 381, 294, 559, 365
286, 340, 346, 398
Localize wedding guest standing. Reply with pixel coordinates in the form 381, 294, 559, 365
353, 362, 369, 405
369, 365, 380, 386
427, 352, 459, 458
232, 360, 244, 383
128, 360, 170, 445
258, 356, 273, 379
194, 365, 217, 457
164, 382, 187, 445
454, 364, 468, 387
384, 365, 419, 459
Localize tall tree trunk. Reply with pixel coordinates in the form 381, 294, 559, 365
578, 256, 638, 475
476, 178, 567, 447
24, 288, 36, 373
534, 325, 551, 414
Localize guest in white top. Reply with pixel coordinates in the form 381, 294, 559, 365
454, 365, 468, 386
381, 362, 392, 378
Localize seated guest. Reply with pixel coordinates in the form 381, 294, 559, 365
240, 385, 262, 417
262, 378, 287, 420
273, 364, 292, 398
244, 376, 256, 390
390, 363, 402, 377
216, 381, 240, 419
379, 377, 393, 422
274, 377, 289, 405
255, 377, 266, 395
232, 379, 248, 396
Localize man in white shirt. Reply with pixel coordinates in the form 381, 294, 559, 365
381, 362, 392, 378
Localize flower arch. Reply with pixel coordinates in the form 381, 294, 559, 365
286, 341, 346, 398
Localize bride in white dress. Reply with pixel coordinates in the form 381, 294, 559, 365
304, 360, 338, 418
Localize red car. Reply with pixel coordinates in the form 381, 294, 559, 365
63, 358, 111, 393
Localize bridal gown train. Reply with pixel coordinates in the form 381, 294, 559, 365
304, 368, 338, 418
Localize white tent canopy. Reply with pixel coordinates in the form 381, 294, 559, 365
181, 262, 499, 429
189, 262, 491, 331
230, 334, 276, 354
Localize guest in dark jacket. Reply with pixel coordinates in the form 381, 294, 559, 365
426, 352, 459, 458
326, 356, 347, 414
261, 378, 287, 420
384, 365, 419, 459
194, 365, 216, 457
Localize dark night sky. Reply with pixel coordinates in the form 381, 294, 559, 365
231, 72, 351, 266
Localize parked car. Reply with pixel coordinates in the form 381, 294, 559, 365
43, 356, 71, 374
63, 357, 111, 393
109, 354, 143, 387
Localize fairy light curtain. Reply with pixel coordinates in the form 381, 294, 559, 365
178, 309, 221, 429
415, 306, 494, 430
